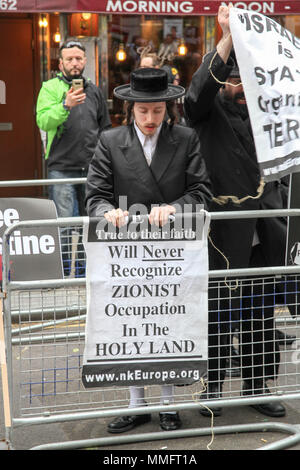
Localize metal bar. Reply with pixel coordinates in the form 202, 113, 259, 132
258, 425, 300, 450
2, 207, 300, 234
8, 278, 85, 291
10, 313, 85, 336
3, 209, 300, 283
7, 314, 299, 342
210, 208, 300, 219
7, 264, 300, 290
0, 298, 11, 429
12, 393, 300, 427
10, 305, 86, 321
0, 178, 86, 187
29, 422, 300, 451
2, 278, 13, 445
11, 331, 84, 345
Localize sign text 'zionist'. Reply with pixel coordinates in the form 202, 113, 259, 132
82, 213, 209, 388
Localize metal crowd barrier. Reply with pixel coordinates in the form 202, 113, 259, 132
1, 210, 300, 450
0, 178, 86, 188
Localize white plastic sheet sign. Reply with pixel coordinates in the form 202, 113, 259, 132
82, 213, 209, 388
230, 8, 300, 182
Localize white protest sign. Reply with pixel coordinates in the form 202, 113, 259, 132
229, 8, 300, 181
82, 213, 209, 388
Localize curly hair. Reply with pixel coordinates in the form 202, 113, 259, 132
137, 45, 164, 68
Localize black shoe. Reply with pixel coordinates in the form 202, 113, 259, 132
241, 382, 286, 417
250, 401, 286, 417
159, 412, 181, 431
107, 414, 151, 434
199, 384, 222, 417
276, 329, 296, 346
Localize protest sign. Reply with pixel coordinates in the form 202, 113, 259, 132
82, 213, 209, 388
229, 8, 300, 182
0, 198, 63, 281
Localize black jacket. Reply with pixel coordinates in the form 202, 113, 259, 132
85, 121, 212, 217
184, 50, 287, 269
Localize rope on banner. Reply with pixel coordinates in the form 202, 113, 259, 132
208, 178, 266, 290
192, 378, 215, 450
213, 178, 265, 206
208, 231, 239, 291
208, 37, 242, 89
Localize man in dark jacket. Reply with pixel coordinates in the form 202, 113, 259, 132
86, 67, 212, 433
184, 5, 289, 417
36, 40, 111, 276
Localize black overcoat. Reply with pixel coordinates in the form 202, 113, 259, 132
85, 121, 212, 217
184, 50, 287, 270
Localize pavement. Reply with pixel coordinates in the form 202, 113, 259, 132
1, 367, 300, 452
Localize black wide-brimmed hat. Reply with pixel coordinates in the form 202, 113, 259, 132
113, 67, 185, 102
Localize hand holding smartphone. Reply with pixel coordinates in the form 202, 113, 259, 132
72, 79, 84, 91
65, 79, 86, 107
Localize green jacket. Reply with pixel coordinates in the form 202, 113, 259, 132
36, 73, 70, 159
36, 73, 111, 170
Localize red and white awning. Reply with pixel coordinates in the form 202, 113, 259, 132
4, 0, 300, 15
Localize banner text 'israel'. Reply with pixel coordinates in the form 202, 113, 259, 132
230, 8, 300, 182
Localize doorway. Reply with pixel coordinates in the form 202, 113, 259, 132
0, 17, 42, 197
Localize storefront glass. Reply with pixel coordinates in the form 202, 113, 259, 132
42, 12, 300, 125
107, 14, 214, 124
284, 14, 300, 36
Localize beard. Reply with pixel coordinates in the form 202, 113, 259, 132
221, 90, 249, 120
234, 101, 249, 120
61, 65, 83, 81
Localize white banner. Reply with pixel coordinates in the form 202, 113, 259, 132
82, 213, 209, 388
230, 8, 300, 182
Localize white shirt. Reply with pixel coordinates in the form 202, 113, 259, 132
134, 121, 162, 166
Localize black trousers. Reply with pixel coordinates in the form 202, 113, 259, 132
207, 244, 280, 389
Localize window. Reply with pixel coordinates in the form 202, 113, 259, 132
107, 14, 216, 125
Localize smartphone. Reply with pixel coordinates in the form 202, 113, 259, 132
72, 79, 83, 91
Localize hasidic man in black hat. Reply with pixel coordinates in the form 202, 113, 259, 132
184, 5, 293, 418
85, 67, 212, 433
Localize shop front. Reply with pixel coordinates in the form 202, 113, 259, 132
0, 1, 300, 192
18, 1, 300, 125
28, 9, 218, 126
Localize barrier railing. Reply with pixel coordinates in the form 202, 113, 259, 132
1, 209, 300, 450
0, 178, 86, 188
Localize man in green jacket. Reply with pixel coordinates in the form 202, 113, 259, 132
36, 40, 111, 276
